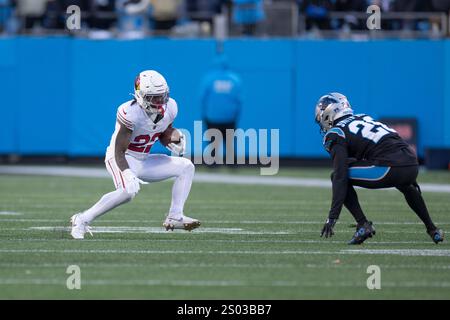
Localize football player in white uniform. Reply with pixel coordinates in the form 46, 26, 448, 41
70, 70, 200, 239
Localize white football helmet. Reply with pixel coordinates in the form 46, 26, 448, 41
315, 92, 353, 134
134, 70, 169, 115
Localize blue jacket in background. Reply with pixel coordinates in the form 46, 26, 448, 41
232, 0, 265, 25
200, 55, 243, 124
0, 0, 12, 27
116, 0, 153, 33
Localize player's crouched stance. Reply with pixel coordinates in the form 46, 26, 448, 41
315, 93, 444, 245
70, 70, 200, 239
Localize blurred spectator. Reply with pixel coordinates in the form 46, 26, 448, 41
150, 0, 182, 32
232, 0, 265, 36
89, 0, 116, 30
116, 0, 152, 38
430, 0, 450, 36
334, 0, 367, 11
391, 0, 433, 12
298, 0, 334, 30
41, 0, 64, 30
200, 53, 243, 165
3, 0, 449, 37
0, 0, 13, 33
432, 0, 450, 12
333, 0, 367, 30
392, 0, 434, 33
16, 0, 50, 30
185, 0, 225, 22
370, 0, 394, 11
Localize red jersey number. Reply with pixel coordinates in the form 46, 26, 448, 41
128, 133, 161, 153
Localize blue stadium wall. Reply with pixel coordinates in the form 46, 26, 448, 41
0, 37, 449, 158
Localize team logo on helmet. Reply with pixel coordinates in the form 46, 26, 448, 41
134, 75, 140, 91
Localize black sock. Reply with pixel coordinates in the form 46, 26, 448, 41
344, 185, 368, 226
397, 184, 436, 231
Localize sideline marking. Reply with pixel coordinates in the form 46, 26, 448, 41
1, 165, 449, 193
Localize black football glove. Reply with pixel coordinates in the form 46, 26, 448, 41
321, 218, 337, 238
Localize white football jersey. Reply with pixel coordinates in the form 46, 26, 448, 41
106, 98, 178, 161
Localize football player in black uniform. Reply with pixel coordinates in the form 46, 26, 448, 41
315, 93, 444, 245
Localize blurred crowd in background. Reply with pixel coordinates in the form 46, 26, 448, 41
0, 0, 450, 38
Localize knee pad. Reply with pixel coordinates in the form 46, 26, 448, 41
118, 189, 136, 202
181, 158, 195, 174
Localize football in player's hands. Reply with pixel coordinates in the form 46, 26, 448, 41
159, 127, 181, 147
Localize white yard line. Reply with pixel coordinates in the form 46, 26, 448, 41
0, 278, 247, 287
0, 278, 330, 287
1, 262, 450, 270
0, 211, 22, 216
0, 248, 343, 255
0, 278, 450, 288
2, 248, 450, 257
342, 249, 450, 257
0, 237, 438, 245
1, 165, 450, 193
3, 218, 450, 226
0, 238, 437, 245
27, 226, 292, 235
0, 262, 296, 269
20, 225, 442, 235
0, 225, 438, 235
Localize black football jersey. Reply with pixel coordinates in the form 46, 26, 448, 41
323, 114, 418, 167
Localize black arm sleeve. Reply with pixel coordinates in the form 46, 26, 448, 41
328, 143, 349, 220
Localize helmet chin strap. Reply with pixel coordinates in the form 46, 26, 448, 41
132, 92, 165, 123
147, 105, 164, 124
149, 113, 162, 124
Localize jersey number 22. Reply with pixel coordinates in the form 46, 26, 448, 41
348, 116, 396, 143
128, 134, 161, 153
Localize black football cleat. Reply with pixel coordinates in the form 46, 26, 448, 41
348, 221, 376, 245
427, 228, 444, 244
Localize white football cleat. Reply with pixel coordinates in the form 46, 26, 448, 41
70, 213, 93, 239
163, 215, 201, 232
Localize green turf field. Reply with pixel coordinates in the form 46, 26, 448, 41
0, 168, 449, 299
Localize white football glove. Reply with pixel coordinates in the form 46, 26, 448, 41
167, 130, 186, 156
122, 169, 148, 196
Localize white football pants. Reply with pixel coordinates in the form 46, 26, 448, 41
79, 154, 195, 224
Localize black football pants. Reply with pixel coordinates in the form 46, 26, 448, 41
340, 160, 437, 231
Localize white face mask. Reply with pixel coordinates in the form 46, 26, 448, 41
140, 92, 169, 115
143, 92, 169, 108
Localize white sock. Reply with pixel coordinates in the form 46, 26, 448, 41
168, 161, 195, 217
79, 189, 133, 224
